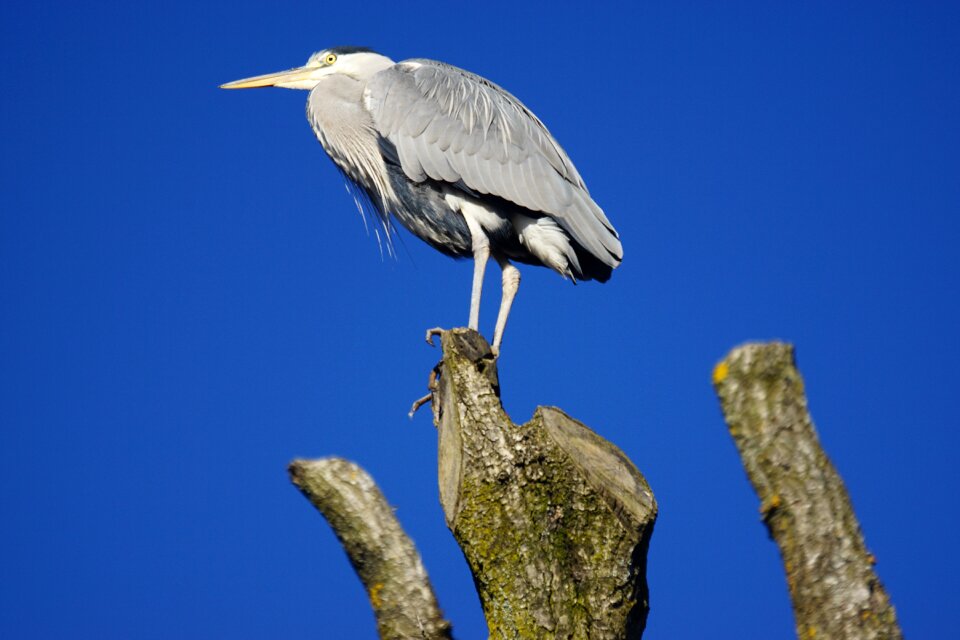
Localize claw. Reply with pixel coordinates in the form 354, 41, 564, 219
408, 365, 441, 419
408, 393, 432, 419
425, 327, 444, 346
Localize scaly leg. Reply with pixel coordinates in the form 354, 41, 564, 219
461, 212, 490, 331
469, 243, 489, 330
492, 257, 521, 355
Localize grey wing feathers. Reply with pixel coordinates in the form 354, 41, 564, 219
363, 59, 622, 266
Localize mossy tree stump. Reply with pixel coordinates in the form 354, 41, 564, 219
431, 329, 657, 639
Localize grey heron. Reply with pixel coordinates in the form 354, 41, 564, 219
221, 47, 622, 354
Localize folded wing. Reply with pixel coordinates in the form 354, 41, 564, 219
363, 59, 622, 267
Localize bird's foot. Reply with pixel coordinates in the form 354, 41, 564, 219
408, 393, 432, 419
424, 327, 445, 346
408, 364, 441, 419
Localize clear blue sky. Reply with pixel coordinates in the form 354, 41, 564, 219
2, 2, 957, 638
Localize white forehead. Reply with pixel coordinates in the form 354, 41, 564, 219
303, 49, 396, 77
305, 47, 377, 66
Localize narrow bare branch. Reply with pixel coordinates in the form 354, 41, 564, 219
289, 458, 453, 640
713, 342, 902, 640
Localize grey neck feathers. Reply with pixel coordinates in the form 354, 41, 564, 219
306, 75, 394, 211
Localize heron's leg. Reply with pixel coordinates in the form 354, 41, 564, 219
492, 257, 521, 355
469, 245, 489, 331
461, 214, 490, 331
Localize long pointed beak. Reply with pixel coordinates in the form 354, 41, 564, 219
220, 66, 316, 89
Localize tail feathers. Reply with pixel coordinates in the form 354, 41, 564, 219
572, 245, 617, 282
513, 213, 620, 283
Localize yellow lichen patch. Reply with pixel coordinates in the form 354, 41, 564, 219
760, 494, 782, 515
369, 582, 384, 609
806, 626, 817, 639
712, 362, 729, 385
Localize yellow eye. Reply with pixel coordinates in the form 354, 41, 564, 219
324, 54, 337, 65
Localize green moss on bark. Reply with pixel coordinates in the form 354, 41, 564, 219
433, 329, 656, 640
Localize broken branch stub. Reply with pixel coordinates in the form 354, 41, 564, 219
431, 328, 657, 640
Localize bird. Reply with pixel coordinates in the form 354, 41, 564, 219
221, 47, 622, 354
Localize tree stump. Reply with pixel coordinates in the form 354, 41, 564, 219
431, 329, 658, 640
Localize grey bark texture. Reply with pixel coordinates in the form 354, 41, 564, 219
712, 342, 903, 640
288, 458, 453, 640
430, 328, 658, 640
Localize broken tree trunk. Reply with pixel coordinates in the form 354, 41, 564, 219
713, 342, 902, 640
430, 328, 658, 640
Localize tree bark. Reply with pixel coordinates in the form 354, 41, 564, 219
430, 328, 657, 640
289, 458, 453, 640
712, 342, 902, 640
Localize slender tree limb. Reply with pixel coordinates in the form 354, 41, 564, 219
289, 458, 453, 640
430, 328, 657, 639
713, 342, 902, 640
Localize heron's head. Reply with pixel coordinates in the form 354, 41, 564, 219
220, 47, 393, 91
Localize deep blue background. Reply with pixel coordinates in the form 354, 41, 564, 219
2, 2, 957, 638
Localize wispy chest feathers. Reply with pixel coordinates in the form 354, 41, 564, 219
307, 76, 397, 245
